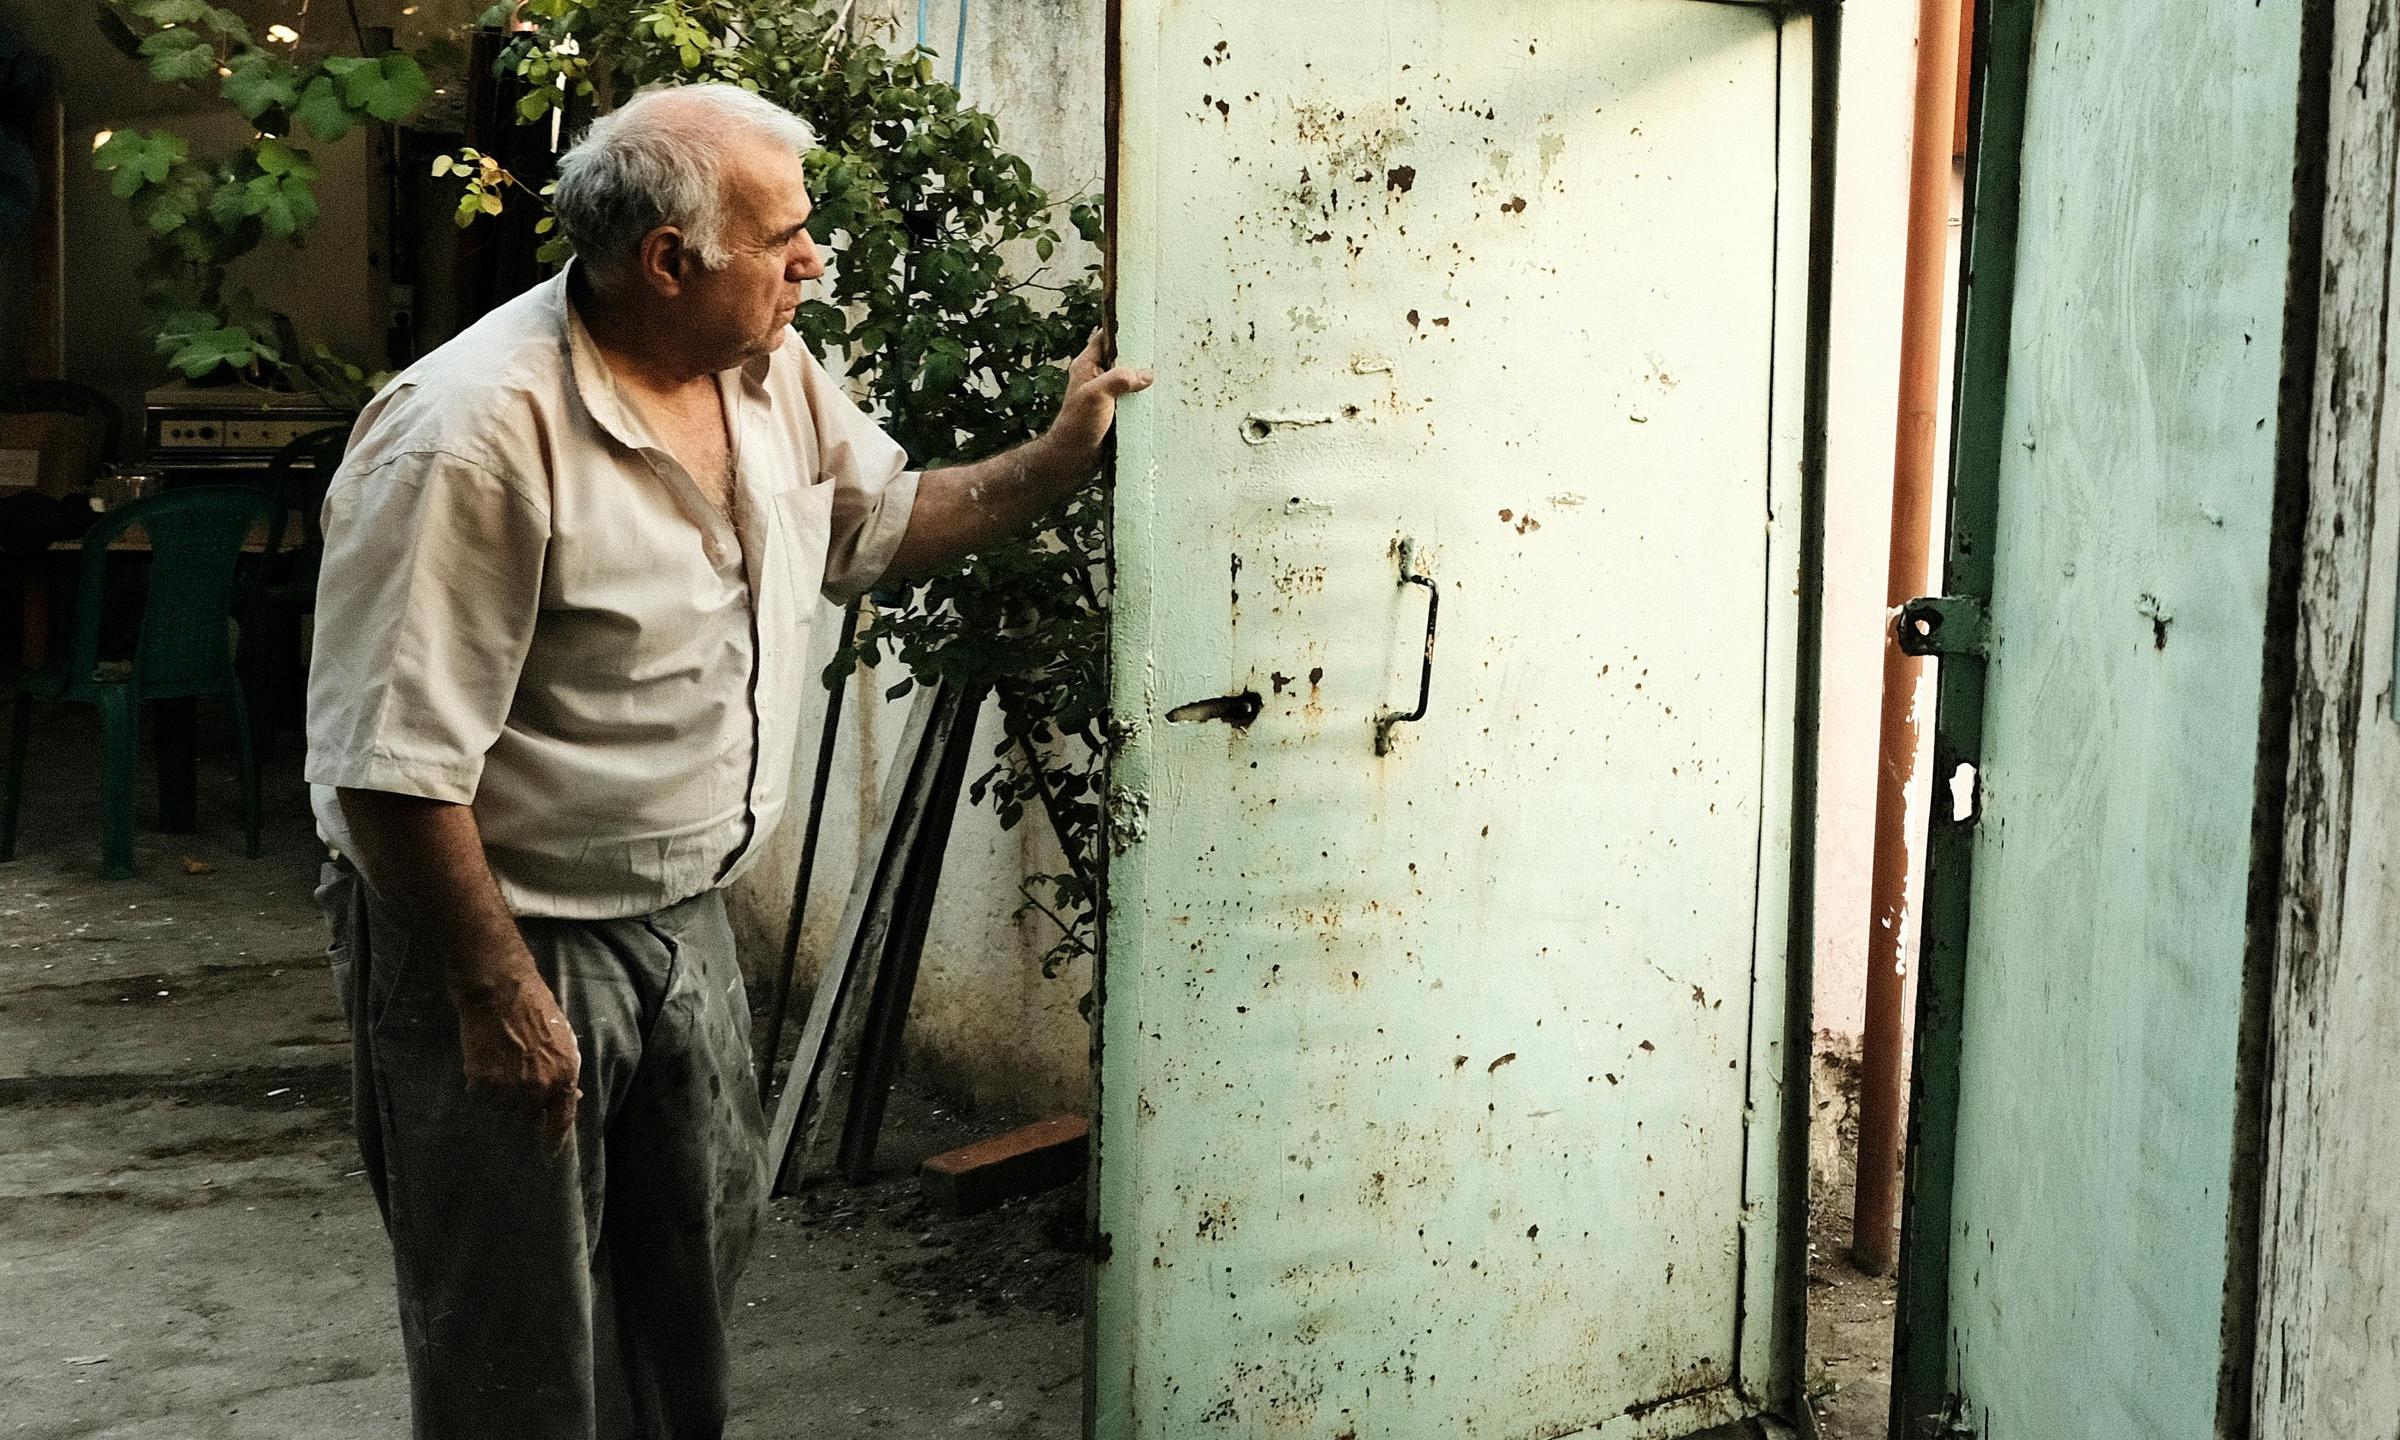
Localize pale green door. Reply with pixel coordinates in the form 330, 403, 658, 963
1891, 0, 2308, 1435
1100, 3, 1827, 1435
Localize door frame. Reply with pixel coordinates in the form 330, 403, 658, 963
1090, 0, 1846, 1433
1883, 0, 2031, 1427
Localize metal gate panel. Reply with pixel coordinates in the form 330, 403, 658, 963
1100, 3, 1823, 1435
1894, 0, 2307, 1433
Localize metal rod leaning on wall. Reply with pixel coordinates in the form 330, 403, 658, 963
795, 681, 978, 1184
766, 681, 952, 1196
836, 680, 990, 1183
758, 601, 864, 1106
1851, 0, 1968, 1278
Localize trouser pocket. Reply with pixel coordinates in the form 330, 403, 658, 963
316, 859, 360, 1022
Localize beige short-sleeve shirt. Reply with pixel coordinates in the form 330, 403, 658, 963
305, 269, 919, 919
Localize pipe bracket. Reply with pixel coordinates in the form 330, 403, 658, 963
1895, 595, 1989, 659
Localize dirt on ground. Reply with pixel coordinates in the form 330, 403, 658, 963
1805, 1201, 1899, 1439
791, 1162, 1087, 1330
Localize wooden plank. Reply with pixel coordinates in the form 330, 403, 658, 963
921, 1115, 1091, 1216
2252, 1, 2400, 1433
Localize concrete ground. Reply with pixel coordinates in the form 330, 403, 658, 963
0, 701, 1893, 1439
0, 705, 1080, 1439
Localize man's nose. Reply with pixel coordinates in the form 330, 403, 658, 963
789, 236, 825, 281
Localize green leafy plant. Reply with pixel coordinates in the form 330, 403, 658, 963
94, 0, 435, 401
465, 1, 1107, 973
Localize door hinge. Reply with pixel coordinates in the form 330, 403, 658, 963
1895, 595, 1989, 659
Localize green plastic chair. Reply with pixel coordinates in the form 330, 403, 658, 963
239, 425, 349, 737
253, 424, 347, 602
2, 485, 278, 879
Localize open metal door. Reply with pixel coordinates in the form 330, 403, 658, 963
1098, 3, 1833, 1436
1890, 0, 2313, 1435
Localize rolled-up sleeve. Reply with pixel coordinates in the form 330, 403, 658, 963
304, 448, 549, 804
799, 354, 921, 603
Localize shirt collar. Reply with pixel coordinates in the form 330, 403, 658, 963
552, 264, 653, 454
552, 263, 782, 450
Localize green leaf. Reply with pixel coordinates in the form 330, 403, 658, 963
137, 189, 197, 233
354, 53, 434, 121
128, 0, 246, 37
294, 75, 355, 141
137, 26, 218, 84
162, 322, 277, 379
94, 130, 189, 197
253, 174, 318, 236
206, 176, 251, 228
254, 138, 314, 180
221, 52, 302, 119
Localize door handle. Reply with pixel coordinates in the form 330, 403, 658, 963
1375, 539, 1440, 756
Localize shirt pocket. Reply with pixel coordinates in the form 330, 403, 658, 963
772, 484, 835, 605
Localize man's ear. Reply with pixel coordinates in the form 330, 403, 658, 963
636, 226, 691, 296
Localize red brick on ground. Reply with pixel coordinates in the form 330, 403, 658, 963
919, 1115, 1089, 1216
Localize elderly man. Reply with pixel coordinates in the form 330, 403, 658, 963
306, 84, 1147, 1439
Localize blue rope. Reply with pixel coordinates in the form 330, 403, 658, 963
915, 0, 929, 53
951, 0, 968, 88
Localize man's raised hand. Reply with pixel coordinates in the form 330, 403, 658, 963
1044, 332, 1154, 473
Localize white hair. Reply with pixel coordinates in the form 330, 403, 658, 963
551, 83, 818, 279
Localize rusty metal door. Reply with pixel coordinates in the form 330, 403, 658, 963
1100, 2, 1828, 1436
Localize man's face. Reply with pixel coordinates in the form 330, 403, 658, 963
675, 133, 825, 369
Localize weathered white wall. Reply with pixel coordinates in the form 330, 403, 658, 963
2253, 1, 2398, 1429
1813, 0, 1945, 1050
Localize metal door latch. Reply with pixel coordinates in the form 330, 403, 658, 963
1895, 595, 1989, 659
1374, 539, 1440, 756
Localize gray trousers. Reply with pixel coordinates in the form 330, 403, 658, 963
318, 862, 767, 1440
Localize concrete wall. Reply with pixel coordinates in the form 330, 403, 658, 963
1812, 4, 1908, 1049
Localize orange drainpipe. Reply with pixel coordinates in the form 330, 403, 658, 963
1851, 0, 1970, 1277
